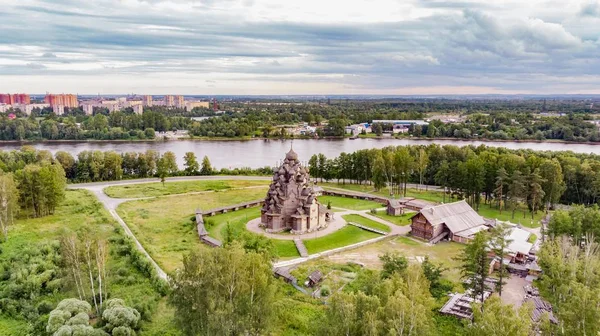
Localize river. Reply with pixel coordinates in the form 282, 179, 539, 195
1, 138, 599, 169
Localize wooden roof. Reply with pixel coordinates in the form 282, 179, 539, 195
308, 270, 323, 283
417, 200, 486, 235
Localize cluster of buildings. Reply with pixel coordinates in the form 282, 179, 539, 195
344, 120, 430, 136
0, 92, 211, 116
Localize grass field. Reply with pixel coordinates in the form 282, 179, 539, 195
117, 187, 267, 272
317, 195, 383, 211
205, 207, 299, 258
342, 214, 391, 233
0, 190, 172, 335
304, 226, 380, 254
370, 211, 414, 226
105, 180, 269, 198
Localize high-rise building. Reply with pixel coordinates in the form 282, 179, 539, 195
142, 95, 153, 106
44, 93, 78, 108
175, 95, 184, 108
0, 93, 30, 105
164, 95, 175, 107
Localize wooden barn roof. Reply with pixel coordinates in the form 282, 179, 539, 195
417, 200, 486, 235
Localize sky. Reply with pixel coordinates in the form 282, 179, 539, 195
0, 0, 600, 95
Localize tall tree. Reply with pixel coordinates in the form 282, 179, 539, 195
507, 170, 525, 219
162, 151, 179, 175
371, 152, 387, 191
434, 160, 450, 203
0, 173, 19, 241
170, 243, 275, 336
539, 158, 565, 209
156, 157, 168, 186
416, 148, 429, 191
489, 223, 513, 296
494, 167, 508, 213
527, 168, 546, 219
183, 152, 199, 176
456, 231, 490, 304
200, 156, 213, 175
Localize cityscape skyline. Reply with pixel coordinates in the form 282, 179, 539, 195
1, 1, 600, 95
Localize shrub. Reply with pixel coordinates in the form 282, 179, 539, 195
370, 208, 378, 214
320, 286, 330, 297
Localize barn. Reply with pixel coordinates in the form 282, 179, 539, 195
410, 200, 487, 244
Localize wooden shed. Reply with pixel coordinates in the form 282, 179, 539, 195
387, 199, 405, 216
306, 270, 323, 287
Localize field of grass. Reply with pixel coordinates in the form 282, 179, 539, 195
105, 180, 269, 198
117, 187, 267, 272
0, 190, 170, 335
205, 207, 299, 258
318, 195, 383, 211
304, 226, 380, 254
370, 211, 414, 226
342, 214, 391, 233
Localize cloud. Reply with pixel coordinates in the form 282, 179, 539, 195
0, 0, 598, 94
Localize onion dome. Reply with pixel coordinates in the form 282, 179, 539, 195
286, 149, 298, 161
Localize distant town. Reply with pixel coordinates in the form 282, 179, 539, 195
0, 93, 212, 116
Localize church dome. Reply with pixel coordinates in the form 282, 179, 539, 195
286, 149, 298, 161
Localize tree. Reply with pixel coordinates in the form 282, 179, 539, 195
101, 299, 141, 335
162, 151, 179, 175
170, 243, 275, 335
46, 299, 102, 336
434, 160, 450, 203
16, 163, 66, 217
183, 152, 199, 176
467, 295, 533, 336
489, 223, 512, 296
371, 152, 387, 191
508, 170, 525, 219
539, 158, 565, 209
494, 167, 508, 213
0, 173, 19, 241
416, 148, 429, 190
379, 252, 408, 279
200, 156, 213, 175
156, 157, 168, 186
421, 256, 451, 298
527, 168, 546, 219
372, 123, 383, 136
55, 151, 76, 180
456, 231, 489, 304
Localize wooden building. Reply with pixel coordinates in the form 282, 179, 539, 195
387, 199, 405, 216
410, 200, 487, 243
306, 270, 323, 287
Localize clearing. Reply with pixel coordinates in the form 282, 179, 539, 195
317, 195, 383, 211
105, 179, 269, 198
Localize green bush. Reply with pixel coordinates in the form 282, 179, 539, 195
320, 286, 330, 297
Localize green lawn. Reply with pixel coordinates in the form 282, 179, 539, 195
117, 187, 267, 272
342, 214, 391, 233
0, 190, 167, 334
318, 195, 383, 211
476, 203, 543, 228
528, 233, 538, 244
304, 226, 380, 254
105, 180, 269, 198
370, 211, 414, 226
205, 207, 299, 258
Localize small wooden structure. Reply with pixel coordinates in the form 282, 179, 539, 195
306, 270, 323, 287
387, 199, 405, 216
195, 208, 223, 248
274, 268, 297, 284
439, 291, 491, 320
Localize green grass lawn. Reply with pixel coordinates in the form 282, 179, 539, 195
117, 187, 267, 272
476, 203, 543, 228
528, 233, 538, 244
0, 190, 168, 334
342, 214, 391, 233
304, 226, 380, 254
205, 207, 299, 258
317, 195, 383, 211
105, 180, 269, 198
370, 211, 414, 226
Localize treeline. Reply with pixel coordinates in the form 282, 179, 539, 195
0, 109, 190, 141
0, 147, 272, 184
403, 113, 600, 142
310, 144, 600, 210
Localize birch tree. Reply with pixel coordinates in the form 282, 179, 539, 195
0, 173, 19, 241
